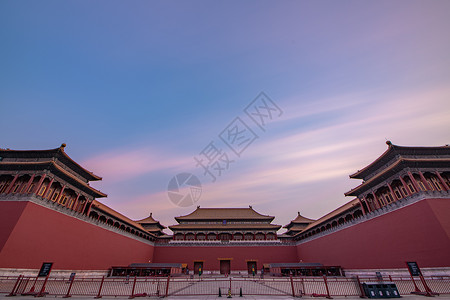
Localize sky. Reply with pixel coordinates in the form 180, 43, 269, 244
1, 1, 450, 233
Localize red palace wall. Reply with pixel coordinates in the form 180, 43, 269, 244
296, 198, 450, 269
0, 201, 27, 252
0, 201, 154, 270
1, 198, 449, 272
153, 244, 298, 272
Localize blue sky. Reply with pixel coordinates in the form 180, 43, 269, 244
1, 1, 449, 232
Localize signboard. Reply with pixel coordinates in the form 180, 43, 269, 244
38, 262, 53, 277
69, 272, 76, 282
406, 261, 421, 276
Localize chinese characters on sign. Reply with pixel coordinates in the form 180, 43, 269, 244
38, 262, 53, 277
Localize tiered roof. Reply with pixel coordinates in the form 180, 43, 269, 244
0, 144, 106, 198
174, 206, 275, 221
345, 142, 450, 197
170, 206, 281, 232
349, 141, 450, 180
294, 143, 450, 240
283, 212, 315, 236
136, 213, 166, 236
0, 144, 102, 181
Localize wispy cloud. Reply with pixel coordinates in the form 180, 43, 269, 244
82, 83, 450, 232
81, 147, 192, 182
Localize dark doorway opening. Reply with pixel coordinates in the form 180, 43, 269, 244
194, 261, 203, 274
247, 261, 257, 275
220, 260, 231, 275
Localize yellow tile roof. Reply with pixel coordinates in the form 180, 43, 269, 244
175, 206, 274, 221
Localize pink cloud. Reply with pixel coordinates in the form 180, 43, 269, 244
84, 84, 450, 233
81, 147, 192, 182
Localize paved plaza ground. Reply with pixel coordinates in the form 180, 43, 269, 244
2, 294, 450, 300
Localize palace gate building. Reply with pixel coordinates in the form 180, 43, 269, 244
0, 142, 449, 276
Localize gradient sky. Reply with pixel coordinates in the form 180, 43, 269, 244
1, 1, 450, 233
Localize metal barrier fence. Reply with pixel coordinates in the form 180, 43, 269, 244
357, 275, 450, 297
1, 274, 449, 297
